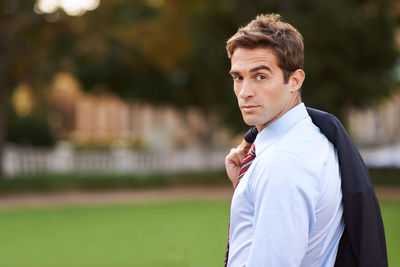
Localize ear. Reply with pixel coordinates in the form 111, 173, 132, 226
289, 69, 305, 93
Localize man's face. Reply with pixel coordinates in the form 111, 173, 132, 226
230, 47, 298, 132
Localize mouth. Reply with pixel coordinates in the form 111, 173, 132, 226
240, 105, 260, 112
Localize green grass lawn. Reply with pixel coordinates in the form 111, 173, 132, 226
381, 200, 400, 267
0, 199, 398, 267
0, 199, 231, 267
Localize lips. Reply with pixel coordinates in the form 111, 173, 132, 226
240, 105, 260, 112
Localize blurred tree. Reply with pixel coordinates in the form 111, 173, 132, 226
0, 0, 45, 177
71, 0, 193, 102
296, 0, 399, 116
0, 0, 77, 177
0, 0, 398, 178
70, 0, 398, 131
7, 104, 55, 147
180, 0, 399, 130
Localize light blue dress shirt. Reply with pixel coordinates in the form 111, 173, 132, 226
228, 103, 344, 267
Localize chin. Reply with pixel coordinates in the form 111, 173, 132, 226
242, 117, 257, 126
243, 116, 271, 129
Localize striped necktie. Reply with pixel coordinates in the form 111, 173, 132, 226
224, 144, 256, 267
236, 144, 256, 186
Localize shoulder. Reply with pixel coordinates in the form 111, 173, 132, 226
279, 118, 331, 164
249, 120, 331, 188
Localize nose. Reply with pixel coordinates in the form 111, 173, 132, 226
239, 80, 254, 99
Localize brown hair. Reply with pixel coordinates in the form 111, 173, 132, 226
226, 14, 304, 83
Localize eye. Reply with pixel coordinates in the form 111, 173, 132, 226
232, 75, 243, 81
255, 74, 266, 81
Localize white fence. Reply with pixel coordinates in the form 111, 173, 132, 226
4, 143, 399, 177
2, 144, 227, 176
359, 143, 400, 168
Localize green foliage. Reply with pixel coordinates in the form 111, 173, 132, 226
70, 0, 399, 130
181, 0, 399, 127
297, 0, 399, 117
369, 168, 400, 185
0, 171, 230, 194
1, 0, 56, 89
1, 0, 399, 133
6, 105, 55, 147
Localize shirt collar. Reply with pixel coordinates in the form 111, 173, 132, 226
254, 103, 309, 156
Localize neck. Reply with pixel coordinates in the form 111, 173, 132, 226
256, 96, 301, 132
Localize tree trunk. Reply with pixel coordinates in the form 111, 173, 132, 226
0, 76, 5, 179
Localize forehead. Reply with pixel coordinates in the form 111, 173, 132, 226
230, 47, 279, 72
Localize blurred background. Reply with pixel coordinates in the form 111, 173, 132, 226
0, 0, 399, 266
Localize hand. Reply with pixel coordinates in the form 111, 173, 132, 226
225, 139, 252, 188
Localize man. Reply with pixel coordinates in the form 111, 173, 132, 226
224, 14, 386, 267
229, 109, 388, 267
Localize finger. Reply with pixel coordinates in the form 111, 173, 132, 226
226, 148, 241, 166
225, 148, 236, 163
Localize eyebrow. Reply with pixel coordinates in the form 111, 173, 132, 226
229, 65, 272, 76
250, 65, 272, 73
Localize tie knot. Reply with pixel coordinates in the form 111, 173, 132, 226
237, 143, 256, 184
249, 143, 256, 157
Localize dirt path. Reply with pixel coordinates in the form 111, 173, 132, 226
375, 186, 400, 201
0, 185, 398, 210
0, 186, 234, 210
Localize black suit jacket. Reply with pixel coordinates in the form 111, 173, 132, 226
244, 107, 388, 267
